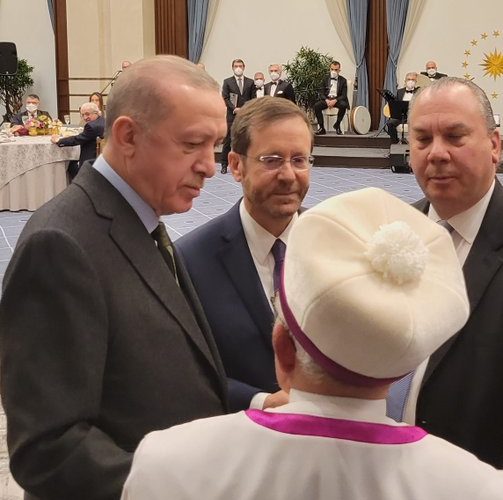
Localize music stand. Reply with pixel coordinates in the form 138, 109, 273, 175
389, 100, 409, 144
374, 89, 396, 138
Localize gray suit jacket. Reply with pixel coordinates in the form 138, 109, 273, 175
0, 164, 227, 499
414, 179, 503, 468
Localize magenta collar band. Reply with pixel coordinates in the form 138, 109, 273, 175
246, 409, 427, 444
278, 271, 402, 388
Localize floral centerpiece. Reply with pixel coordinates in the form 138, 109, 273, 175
16, 116, 62, 136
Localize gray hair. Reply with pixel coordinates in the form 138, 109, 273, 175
273, 297, 328, 384
409, 76, 497, 134
105, 55, 220, 136
80, 102, 101, 116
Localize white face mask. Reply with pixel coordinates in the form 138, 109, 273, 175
405, 80, 416, 91
254, 79, 264, 88
426, 68, 437, 77
26, 103, 38, 113
233, 67, 244, 77
330, 70, 339, 79
270, 72, 280, 82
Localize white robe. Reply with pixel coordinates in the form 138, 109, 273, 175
122, 390, 503, 499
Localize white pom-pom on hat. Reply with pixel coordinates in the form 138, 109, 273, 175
365, 221, 429, 285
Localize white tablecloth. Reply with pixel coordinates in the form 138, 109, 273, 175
0, 135, 80, 211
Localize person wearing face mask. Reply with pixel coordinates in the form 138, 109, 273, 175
264, 64, 296, 104
221, 59, 254, 174
314, 61, 349, 135
386, 72, 420, 144
252, 72, 266, 99
420, 60, 447, 81
10, 94, 52, 130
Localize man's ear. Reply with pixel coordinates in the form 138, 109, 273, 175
273, 322, 297, 375
111, 116, 139, 157
229, 152, 242, 181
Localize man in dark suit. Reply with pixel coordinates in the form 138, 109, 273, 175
0, 55, 228, 500
10, 94, 52, 131
176, 96, 312, 411
220, 58, 254, 174
387, 71, 420, 143
420, 60, 448, 81
388, 77, 503, 469
314, 60, 349, 135
251, 71, 266, 99
264, 63, 296, 103
51, 102, 105, 180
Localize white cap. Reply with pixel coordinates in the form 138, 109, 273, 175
279, 187, 469, 386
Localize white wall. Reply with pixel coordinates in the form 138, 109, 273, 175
399, 0, 503, 117
0, 0, 57, 118
200, 0, 355, 89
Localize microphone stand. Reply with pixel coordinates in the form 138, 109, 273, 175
100, 70, 122, 95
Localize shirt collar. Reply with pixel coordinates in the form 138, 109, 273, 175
428, 179, 495, 244
92, 155, 159, 233
239, 199, 298, 264
270, 389, 397, 425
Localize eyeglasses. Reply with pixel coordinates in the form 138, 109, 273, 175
242, 154, 314, 171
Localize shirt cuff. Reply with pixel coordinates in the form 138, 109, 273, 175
249, 392, 269, 409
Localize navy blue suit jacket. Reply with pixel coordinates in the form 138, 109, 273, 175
176, 201, 278, 412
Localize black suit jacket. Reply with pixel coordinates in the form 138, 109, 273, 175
222, 75, 254, 122
0, 164, 227, 499
319, 75, 349, 108
396, 87, 419, 101
420, 71, 448, 80
415, 179, 503, 468
10, 109, 52, 126
57, 116, 105, 167
176, 201, 278, 412
264, 80, 296, 103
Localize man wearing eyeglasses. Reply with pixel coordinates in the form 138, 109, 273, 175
51, 102, 105, 180
176, 96, 313, 412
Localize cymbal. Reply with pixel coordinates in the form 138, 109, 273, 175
416, 73, 432, 89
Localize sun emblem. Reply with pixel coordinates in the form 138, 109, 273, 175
480, 49, 503, 79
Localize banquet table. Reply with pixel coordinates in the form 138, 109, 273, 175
0, 135, 80, 211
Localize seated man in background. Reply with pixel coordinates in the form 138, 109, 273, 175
123, 187, 503, 499
264, 64, 296, 103
420, 60, 447, 81
176, 96, 312, 411
314, 60, 349, 135
51, 102, 105, 180
10, 94, 52, 132
386, 71, 419, 143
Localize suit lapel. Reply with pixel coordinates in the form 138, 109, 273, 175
75, 166, 222, 376
218, 203, 274, 344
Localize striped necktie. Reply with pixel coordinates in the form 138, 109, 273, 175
151, 222, 179, 285
271, 239, 286, 293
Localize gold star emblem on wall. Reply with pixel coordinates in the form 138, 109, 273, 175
462, 61, 469, 68
463, 73, 473, 80
494, 30, 501, 37
481, 33, 488, 40
480, 49, 503, 79
471, 39, 479, 46
464, 49, 471, 56
491, 92, 499, 99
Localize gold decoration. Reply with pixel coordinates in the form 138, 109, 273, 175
462, 61, 469, 68
464, 50, 471, 56
494, 30, 501, 37
481, 33, 489, 40
480, 49, 503, 79
491, 91, 499, 99
471, 39, 479, 46
463, 73, 473, 80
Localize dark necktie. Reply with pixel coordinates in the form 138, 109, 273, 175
271, 239, 286, 293
151, 222, 179, 285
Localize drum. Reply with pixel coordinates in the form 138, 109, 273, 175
350, 106, 371, 135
